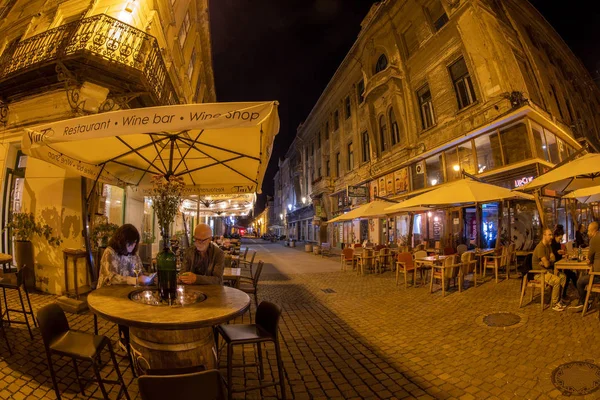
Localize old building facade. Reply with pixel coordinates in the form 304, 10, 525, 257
283, 0, 600, 248
0, 0, 215, 293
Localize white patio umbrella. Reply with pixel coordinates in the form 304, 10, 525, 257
562, 185, 600, 204
385, 178, 533, 212
22, 101, 279, 194
327, 200, 397, 223
517, 153, 600, 193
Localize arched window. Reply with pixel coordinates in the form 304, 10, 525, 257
375, 54, 388, 73
379, 115, 387, 153
389, 108, 401, 145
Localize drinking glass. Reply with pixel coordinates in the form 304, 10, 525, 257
133, 261, 142, 288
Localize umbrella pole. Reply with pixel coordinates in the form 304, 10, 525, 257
476, 203, 482, 248
80, 177, 96, 287
534, 190, 546, 229
407, 212, 414, 250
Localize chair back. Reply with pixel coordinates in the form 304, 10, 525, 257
242, 247, 249, 260
414, 250, 427, 260
253, 261, 264, 288
461, 252, 476, 274
255, 301, 282, 339
397, 252, 413, 268
37, 303, 70, 349
248, 251, 256, 265
379, 248, 389, 257
138, 369, 226, 400
519, 253, 533, 279
353, 243, 362, 248
456, 244, 468, 255
342, 247, 354, 260
445, 255, 459, 278
443, 247, 455, 255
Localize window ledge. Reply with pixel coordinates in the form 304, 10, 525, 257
455, 101, 480, 116
419, 124, 438, 135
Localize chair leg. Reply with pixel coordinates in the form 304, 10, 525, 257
429, 269, 434, 293
494, 263, 498, 284
583, 287, 593, 317
519, 278, 527, 308
23, 288, 37, 327
2, 288, 11, 326
256, 342, 264, 379
227, 343, 234, 400
46, 353, 61, 400
442, 269, 446, 297
92, 356, 110, 400
17, 289, 33, 340
107, 341, 131, 400
253, 290, 259, 309
274, 339, 286, 400
404, 268, 408, 289
72, 359, 85, 395
0, 321, 10, 355
540, 285, 545, 311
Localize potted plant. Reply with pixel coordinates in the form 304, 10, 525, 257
4, 212, 62, 289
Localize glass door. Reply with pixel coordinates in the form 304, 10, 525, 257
2, 152, 27, 254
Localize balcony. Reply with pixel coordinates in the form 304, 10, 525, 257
364, 65, 402, 101
0, 14, 178, 106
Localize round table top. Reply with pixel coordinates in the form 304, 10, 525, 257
88, 285, 250, 330
0, 253, 12, 263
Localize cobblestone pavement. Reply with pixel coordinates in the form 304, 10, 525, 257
1, 239, 600, 399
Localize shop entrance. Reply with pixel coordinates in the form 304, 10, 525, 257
2, 151, 27, 255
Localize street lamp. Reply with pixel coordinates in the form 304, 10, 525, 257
301, 197, 307, 204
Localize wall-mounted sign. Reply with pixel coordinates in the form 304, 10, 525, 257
347, 185, 368, 198
514, 176, 534, 188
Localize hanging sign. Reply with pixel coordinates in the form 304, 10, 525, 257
347, 185, 368, 198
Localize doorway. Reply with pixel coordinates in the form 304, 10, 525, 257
2, 151, 27, 254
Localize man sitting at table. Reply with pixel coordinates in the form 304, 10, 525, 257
570, 221, 600, 311
532, 228, 567, 311
179, 223, 224, 285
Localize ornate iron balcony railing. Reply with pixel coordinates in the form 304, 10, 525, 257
0, 14, 178, 105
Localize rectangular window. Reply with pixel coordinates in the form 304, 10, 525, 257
345, 96, 351, 119
326, 159, 330, 176
336, 153, 341, 177
550, 84, 565, 120
178, 11, 191, 48
402, 25, 419, 57
445, 147, 460, 182
347, 142, 354, 171
449, 58, 477, 109
557, 138, 568, 163
417, 84, 436, 130
425, 154, 443, 187
474, 131, 503, 173
325, 122, 330, 140
333, 110, 340, 131
411, 162, 425, 191
531, 121, 549, 161
317, 131, 321, 149
186, 48, 196, 80
428, 1, 448, 31
362, 131, 370, 162
544, 128, 559, 163
357, 80, 365, 104
457, 140, 475, 175
515, 55, 541, 105
499, 122, 531, 165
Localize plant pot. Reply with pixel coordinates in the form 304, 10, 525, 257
305, 244, 313, 252
15, 240, 35, 290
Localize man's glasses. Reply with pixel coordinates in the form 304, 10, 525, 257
193, 237, 211, 244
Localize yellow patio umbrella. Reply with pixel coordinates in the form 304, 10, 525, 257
385, 178, 533, 212
326, 200, 394, 223
22, 101, 280, 194
562, 185, 600, 204
517, 153, 600, 193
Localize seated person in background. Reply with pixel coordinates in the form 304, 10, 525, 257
571, 222, 600, 311
576, 224, 588, 248
180, 223, 224, 285
97, 224, 153, 288
551, 226, 577, 301
532, 227, 567, 311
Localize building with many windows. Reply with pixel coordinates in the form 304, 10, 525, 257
281, 0, 600, 249
0, 0, 215, 293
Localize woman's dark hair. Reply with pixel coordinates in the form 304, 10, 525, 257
108, 224, 140, 256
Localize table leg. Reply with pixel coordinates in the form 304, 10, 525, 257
74, 258, 79, 299
64, 254, 69, 296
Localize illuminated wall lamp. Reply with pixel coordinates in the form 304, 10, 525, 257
124, 0, 136, 13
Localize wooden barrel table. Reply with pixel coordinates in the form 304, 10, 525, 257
88, 284, 250, 375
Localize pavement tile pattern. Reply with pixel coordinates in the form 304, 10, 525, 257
0, 239, 599, 399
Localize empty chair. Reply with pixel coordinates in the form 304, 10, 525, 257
430, 255, 459, 296
582, 272, 600, 318
483, 246, 508, 283
340, 248, 354, 271
215, 301, 286, 400
0, 266, 36, 339
395, 252, 417, 288
456, 244, 468, 255
37, 303, 130, 400
458, 251, 478, 290
238, 251, 256, 277
376, 248, 390, 273
138, 369, 226, 400
238, 260, 264, 309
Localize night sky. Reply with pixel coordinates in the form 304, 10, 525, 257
209, 0, 600, 214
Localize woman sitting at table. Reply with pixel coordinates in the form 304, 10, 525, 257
97, 224, 153, 288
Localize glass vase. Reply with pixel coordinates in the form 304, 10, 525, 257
157, 238, 177, 302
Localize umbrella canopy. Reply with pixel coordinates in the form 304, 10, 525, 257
562, 185, 600, 204
23, 102, 279, 194
328, 200, 397, 223
385, 178, 533, 212
517, 153, 600, 193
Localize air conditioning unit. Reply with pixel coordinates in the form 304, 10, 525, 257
415, 161, 424, 174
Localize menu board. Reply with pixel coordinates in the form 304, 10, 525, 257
386, 173, 394, 194
378, 177, 386, 196
394, 167, 409, 193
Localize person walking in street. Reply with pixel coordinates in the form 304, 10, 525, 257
179, 223, 225, 285
532, 228, 567, 311
570, 222, 600, 311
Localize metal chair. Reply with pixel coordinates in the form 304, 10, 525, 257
138, 369, 226, 400
215, 301, 286, 400
238, 261, 264, 309
0, 296, 11, 355
0, 266, 36, 339
238, 251, 256, 277
37, 303, 130, 400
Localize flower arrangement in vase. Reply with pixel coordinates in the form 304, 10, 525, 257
149, 174, 184, 301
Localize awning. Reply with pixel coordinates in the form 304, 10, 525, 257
22, 101, 280, 194
563, 185, 600, 203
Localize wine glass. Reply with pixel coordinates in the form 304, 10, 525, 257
133, 261, 142, 288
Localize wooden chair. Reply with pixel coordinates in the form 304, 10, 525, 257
320, 242, 331, 258
376, 248, 390, 273
430, 255, 459, 296
519, 254, 550, 310
358, 249, 377, 276
483, 246, 508, 283
413, 250, 429, 282
340, 248, 354, 271
458, 252, 478, 291
395, 252, 417, 288
582, 272, 600, 318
